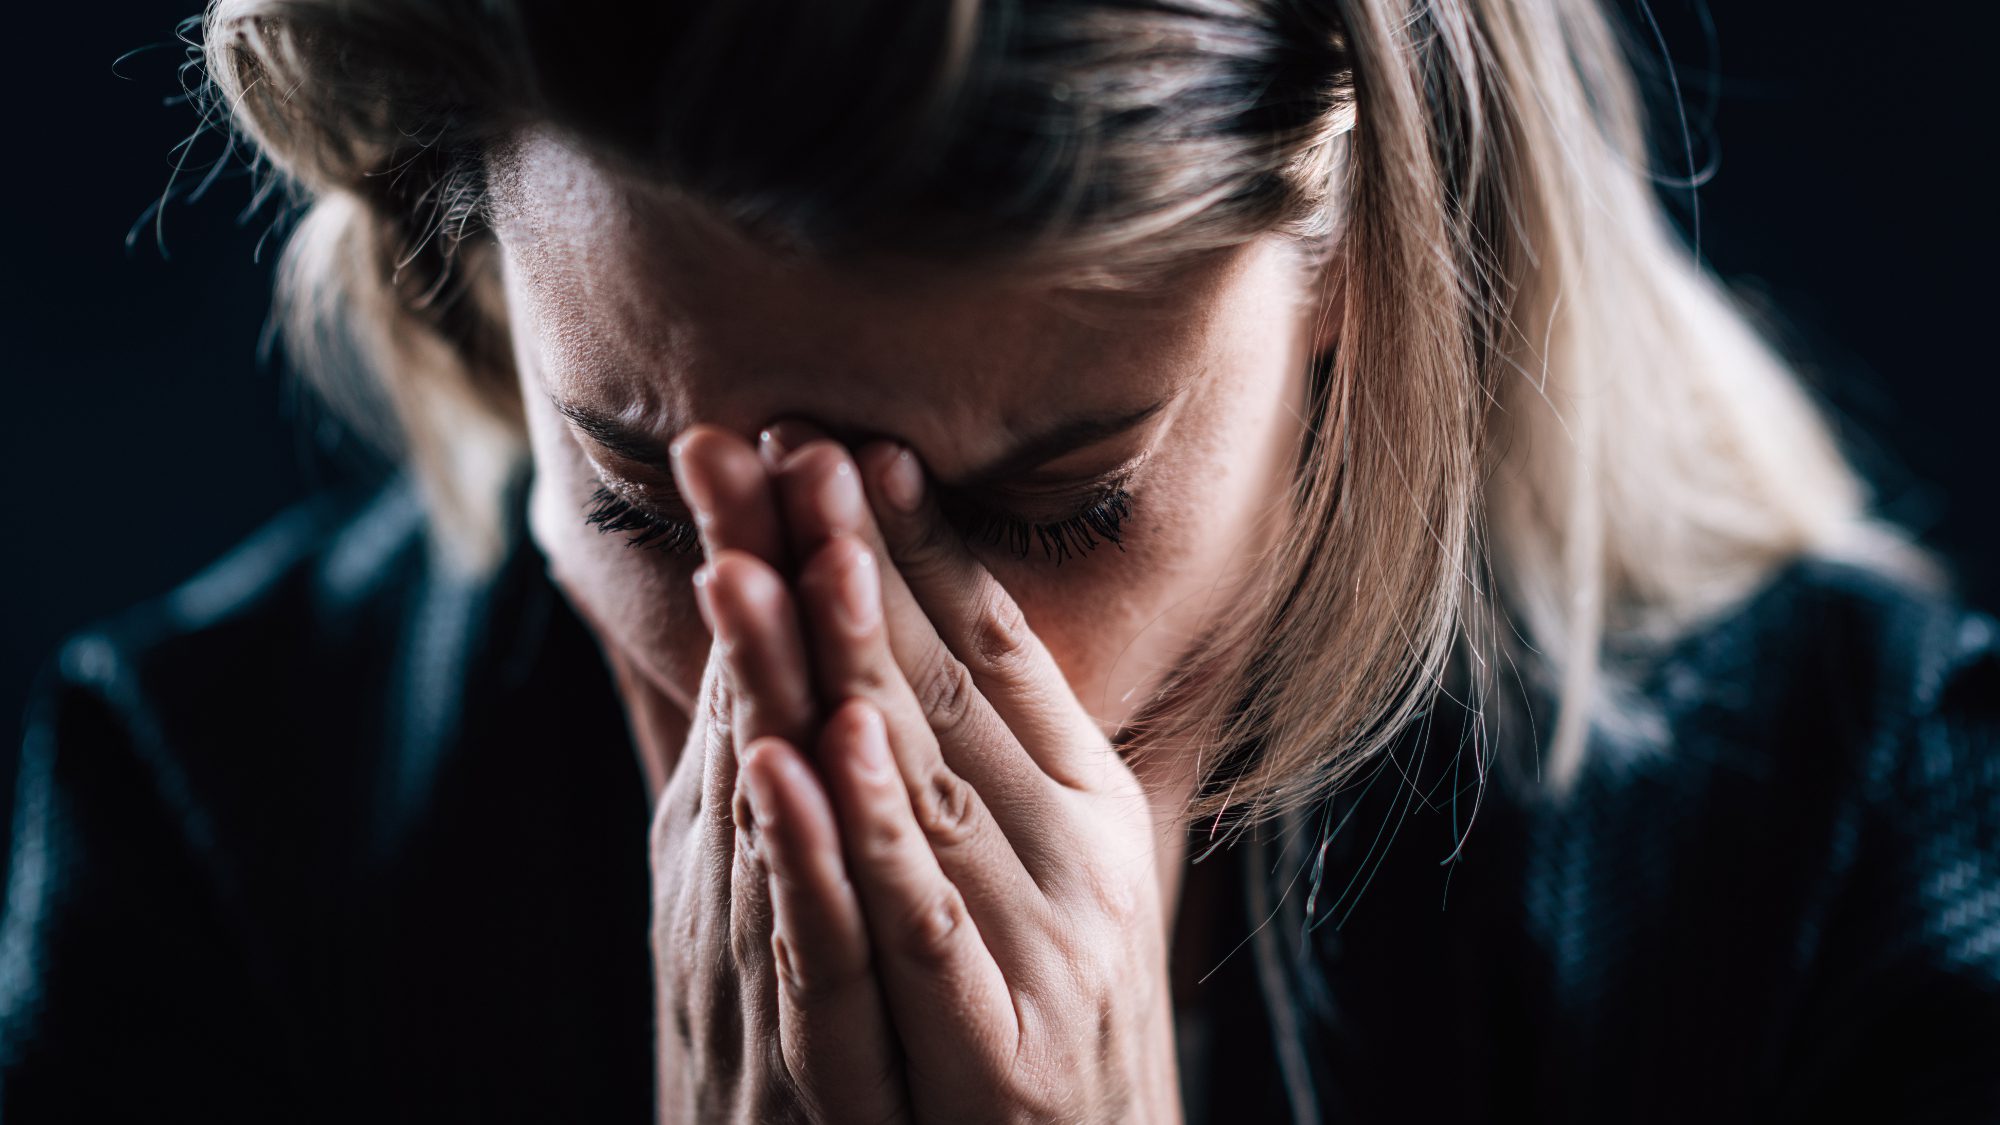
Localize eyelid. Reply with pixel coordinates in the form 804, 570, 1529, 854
957, 451, 1149, 510
590, 471, 695, 525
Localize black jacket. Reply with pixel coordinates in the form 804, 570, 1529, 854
4, 475, 1996, 1122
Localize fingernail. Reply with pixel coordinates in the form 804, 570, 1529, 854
852, 703, 893, 780
741, 750, 774, 823
833, 546, 880, 634
756, 426, 792, 470
881, 447, 923, 514
771, 932, 801, 987
670, 436, 714, 518
692, 564, 728, 645
759, 419, 825, 470
820, 456, 867, 530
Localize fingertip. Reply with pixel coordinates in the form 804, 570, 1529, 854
881, 448, 924, 515
738, 735, 788, 815
666, 423, 706, 467
758, 417, 828, 470
690, 561, 719, 636
800, 533, 881, 634
855, 441, 924, 517
853, 439, 902, 478
826, 697, 895, 784
744, 736, 846, 860
667, 424, 739, 498
797, 530, 855, 582
706, 549, 786, 611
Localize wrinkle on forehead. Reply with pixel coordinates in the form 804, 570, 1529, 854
487, 127, 1299, 472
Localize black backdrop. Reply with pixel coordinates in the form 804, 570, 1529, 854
5, 2, 1996, 832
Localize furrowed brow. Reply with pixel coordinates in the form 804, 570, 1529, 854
550, 379, 1188, 484
552, 399, 675, 466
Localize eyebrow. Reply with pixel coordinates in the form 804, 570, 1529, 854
552, 383, 1187, 487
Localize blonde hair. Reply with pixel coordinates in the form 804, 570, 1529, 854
199, 0, 1942, 829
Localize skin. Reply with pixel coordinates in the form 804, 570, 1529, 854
483, 127, 1335, 1121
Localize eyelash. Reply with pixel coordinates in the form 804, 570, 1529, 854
584, 486, 703, 555
939, 486, 1134, 565
582, 483, 1135, 566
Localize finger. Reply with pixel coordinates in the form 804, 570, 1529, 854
797, 531, 1056, 911
728, 750, 779, 1071
659, 643, 748, 1084
776, 439, 1107, 794
656, 642, 730, 857
756, 416, 829, 472
671, 424, 789, 571
774, 443, 1067, 843
820, 699, 1018, 1093
700, 550, 818, 751
857, 440, 1115, 791
696, 550, 816, 994
705, 554, 821, 1069
740, 737, 910, 1125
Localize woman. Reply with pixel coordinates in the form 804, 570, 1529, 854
4, 0, 1994, 1120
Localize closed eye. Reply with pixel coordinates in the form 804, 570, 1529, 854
580, 477, 1137, 566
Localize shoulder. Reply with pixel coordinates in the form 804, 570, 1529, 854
8, 471, 519, 881
39, 474, 432, 732
1597, 553, 1998, 1072
7, 473, 447, 885
1495, 555, 1998, 1110
1248, 551, 1998, 1120
5, 471, 483, 925
1677, 553, 2000, 1111
1558, 552, 1999, 879
1, 476, 439, 1098
1573, 552, 1997, 794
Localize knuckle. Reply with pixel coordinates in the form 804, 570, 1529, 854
700, 665, 735, 732
849, 658, 899, 698
685, 685, 734, 811
666, 993, 696, 1049
772, 930, 869, 1006
859, 808, 912, 865
730, 789, 762, 858
1078, 861, 1143, 926
912, 766, 982, 849
969, 582, 1033, 675
911, 648, 977, 737
896, 882, 972, 967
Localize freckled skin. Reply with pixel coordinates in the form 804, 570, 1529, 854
487, 128, 1328, 766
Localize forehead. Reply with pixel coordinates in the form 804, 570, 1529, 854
485, 130, 1290, 466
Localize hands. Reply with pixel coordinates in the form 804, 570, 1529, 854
644, 421, 1183, 1124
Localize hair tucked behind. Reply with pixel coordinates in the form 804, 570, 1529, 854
199, 0, 1940, 832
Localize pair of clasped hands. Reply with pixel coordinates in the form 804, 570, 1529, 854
646, 421, 1182, 1124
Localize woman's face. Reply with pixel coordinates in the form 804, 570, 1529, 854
486, 130, 1326, 746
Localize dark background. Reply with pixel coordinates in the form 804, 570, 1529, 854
4, 2, 1995, 823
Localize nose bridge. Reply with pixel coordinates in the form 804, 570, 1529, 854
659, 289, 1024, 462
666, 359, 910, 455
733, 407, 886, 456
672, 356, 1012, 479
601, 244, 1101, 472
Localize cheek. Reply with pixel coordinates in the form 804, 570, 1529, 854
1004, 465, 1239, 728
1041, 349, 1304, 728
525, 446, 711, 713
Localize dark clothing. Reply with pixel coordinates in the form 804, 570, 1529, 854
3, 475, 1996, 1122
